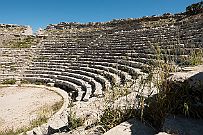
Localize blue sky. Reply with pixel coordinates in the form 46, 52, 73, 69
0, 0, 200, 32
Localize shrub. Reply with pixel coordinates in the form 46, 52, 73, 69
178, 49, 203, 66
20, 79, 30, 84
188, 50, 203, 65
68, 110, 84, 130
143, 73, 203, 131
0, 128, 27, 135
7, 37, 35, 48
51, 100, 63, 113
186, 1, 203, 15
1, 79, 16, 85
99, 107, 137, 131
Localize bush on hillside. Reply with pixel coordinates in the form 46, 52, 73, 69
1, 79, 16, 85
186, 1, 203, 15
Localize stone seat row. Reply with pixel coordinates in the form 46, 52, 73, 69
26, 56, 146, 101
28, 57, 144, 86
40, 41, 201, 56
24, 69, 105, 101
27, 65, 106, 98
30, 60, 132, 83
24, 76, 85, 101
33, 57, 148, 75
36, 52, 157, 66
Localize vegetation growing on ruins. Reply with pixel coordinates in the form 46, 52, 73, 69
68, 110, 85, 130
0, 127, 27, 135
186, 1, 203, 15
51, 100, 64, 113
20, 79, 30, 84
177, 49, 203, 66
187, 49, 203, 65
1, 79, 16, 85
98, 60, 203, 133
100, 107, 137, 131
6, 36, 36, 48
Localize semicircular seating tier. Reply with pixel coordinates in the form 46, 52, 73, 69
24, 13, 202, 102
1, 13, 202, 102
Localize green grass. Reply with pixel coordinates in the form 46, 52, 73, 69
0, 128, 27, 135
51, 100, 64, 112
30, 115, 48, 128
99, 107, 137, 131
7, 37, 35, 48
178, 49, 203, 66
20, 79, 30, 84
34, 80, 46, 85
188, 50, 203, 66
68, 110, 84, 130
1, 79, 16, 85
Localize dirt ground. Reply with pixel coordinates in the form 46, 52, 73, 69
0, 86, 62, 131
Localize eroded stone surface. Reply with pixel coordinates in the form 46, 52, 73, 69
103, 118, 155, 135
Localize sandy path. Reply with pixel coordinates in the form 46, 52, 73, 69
0, 86, 62, 131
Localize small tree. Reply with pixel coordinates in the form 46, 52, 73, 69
186, 1, 203, 15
